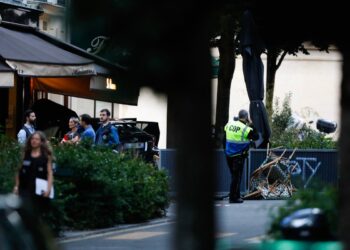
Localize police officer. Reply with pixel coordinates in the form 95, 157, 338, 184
95, 109, 120, 149
224, 109, 258, 203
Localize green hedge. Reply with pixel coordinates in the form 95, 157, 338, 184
0, 136, 169, 233
0, 135, 21, 193
53, 145, 170, 230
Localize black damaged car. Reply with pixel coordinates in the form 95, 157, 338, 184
92, 118, 160, 165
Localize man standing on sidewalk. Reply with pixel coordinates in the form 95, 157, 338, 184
17, 109, 36, 145
95, 109, 120, 149
224, 109, 258, 203
79, 114, 96, 145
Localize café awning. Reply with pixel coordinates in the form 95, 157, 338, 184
32, 77, 139, 105
0, 21, 139, 104
0, 21, 117, 76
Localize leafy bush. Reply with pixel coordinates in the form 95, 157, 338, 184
270, 94, 337, 149
0, 136, 169, 233
54, 145, 169, 229
267, 185, 338, 239
114, 157, 169, 222
0, 135, 21, 193
42, 179, 77, 235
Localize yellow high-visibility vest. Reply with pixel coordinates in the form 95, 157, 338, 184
224, 120, 252, 143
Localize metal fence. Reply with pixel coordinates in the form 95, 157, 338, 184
160, 149, 249, 197
248, 149, 339, 189
160, 149, 339, 196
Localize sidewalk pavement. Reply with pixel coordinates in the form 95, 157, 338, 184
57, 203, 176, 242
57, 216, 175, 242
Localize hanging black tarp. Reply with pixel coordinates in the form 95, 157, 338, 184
240, 10, 271, 148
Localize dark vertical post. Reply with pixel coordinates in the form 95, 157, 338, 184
0, 88, 9, 132
170, 82, 214, 250
339, 47, 350, 250
16, 76, 24, 133
166, 105, 176, 148
23, 77, 31, 110
69, 1, 214, 249
93, 100, 96, 118
64, 95, 69, 107
33, 90, 38, 103
169, 12, 214, 250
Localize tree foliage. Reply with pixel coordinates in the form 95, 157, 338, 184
0, 135, 21, 193
270, 94, 337, 149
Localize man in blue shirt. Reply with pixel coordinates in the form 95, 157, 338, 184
79, 114, 96, 144
95, 109, 120, 149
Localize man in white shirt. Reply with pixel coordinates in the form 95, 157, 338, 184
17, 109, 36, 145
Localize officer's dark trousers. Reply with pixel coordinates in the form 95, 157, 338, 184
225, 155, 245, 200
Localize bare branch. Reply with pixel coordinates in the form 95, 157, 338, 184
276, 50, 288, 70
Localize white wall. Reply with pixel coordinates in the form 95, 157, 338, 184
118, 87, 168, 149
211, 48, 342, 138
47, 93, 64, 105
69, 97, 94, 117
274, 50, 341, 129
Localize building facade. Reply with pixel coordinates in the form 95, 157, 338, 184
0, 0, 125, 138
0, 0, 342, 148
27, 0, 68, 42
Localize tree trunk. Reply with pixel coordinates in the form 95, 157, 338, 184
0, 89, 8, 133
265, 48, 278, 120
214, 14, 236, 148
339, 47, 350, 250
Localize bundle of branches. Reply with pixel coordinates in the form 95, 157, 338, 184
244, 147, 297, 200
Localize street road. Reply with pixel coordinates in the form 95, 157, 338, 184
58, 200, 285, 250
